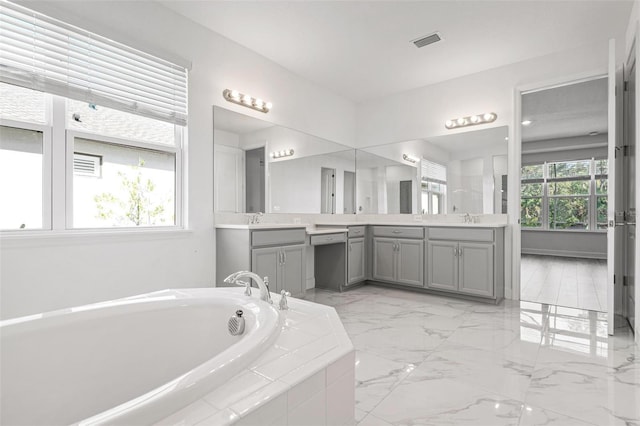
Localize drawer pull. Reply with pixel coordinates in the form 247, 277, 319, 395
392, 230, 401, 234
353, 230, 361, 234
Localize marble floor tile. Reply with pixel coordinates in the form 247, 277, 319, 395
302, 285, 639, 426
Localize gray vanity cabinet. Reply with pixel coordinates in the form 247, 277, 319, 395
426, 240, 458, 292
372, 237, 396, 282
426, 227, 503, 301
347, 237, 366, 284
216, 227, 306, 298
458, 243, 494, 297
372, 226, 424, 287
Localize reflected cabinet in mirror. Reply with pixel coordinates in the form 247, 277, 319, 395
356, 126, 508, 214
213, 106, 356, 214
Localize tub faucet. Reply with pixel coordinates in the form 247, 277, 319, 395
224, 271, 272, 304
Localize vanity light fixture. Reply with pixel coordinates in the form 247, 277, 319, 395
223, 89, 272, 113
270, 149, 294, 159
445, 112, 496, 129
521, 120, 533, 126
402, 153, 420, 164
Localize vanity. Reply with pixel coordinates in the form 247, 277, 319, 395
216, 222, 506, 303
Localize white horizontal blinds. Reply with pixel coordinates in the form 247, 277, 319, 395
0, 1, 187, 126
422, 159, 446, 184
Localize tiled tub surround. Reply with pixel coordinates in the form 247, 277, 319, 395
303, 285, 640, 426
157, 292, 355, 426
0, 288, 355, 426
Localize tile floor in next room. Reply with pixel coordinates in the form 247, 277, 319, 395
303, 285, 639, 426
520, 254, 607, 312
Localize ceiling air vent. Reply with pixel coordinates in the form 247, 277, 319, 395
73, 153, 102, 178
412, 32, 442, 48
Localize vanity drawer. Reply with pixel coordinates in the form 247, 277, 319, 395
310, 233, 346, 246
251, 228, 306, 247
348, 226, 366, 238
428, 227, 494, 242
372, 226, 424, 239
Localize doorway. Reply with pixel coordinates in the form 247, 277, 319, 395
321, 167, 336, 214
344, 170, 356, 214
399, 180, 412, 214
519, 77, 609, 312
245, 147, 265, 213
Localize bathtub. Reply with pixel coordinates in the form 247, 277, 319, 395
0, 288, 282, 426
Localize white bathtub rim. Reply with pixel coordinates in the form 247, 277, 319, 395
1, 288, 283, 426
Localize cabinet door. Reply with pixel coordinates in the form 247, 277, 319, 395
281, 244, 305, 297
251, 247, 281, 293
458, 243, 494, 298
372, 238, 396, 282
347, 238, 366, 285
396, 239, 424, 287
426, 241, 458, 292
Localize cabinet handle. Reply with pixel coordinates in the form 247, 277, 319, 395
454, 247, 458, 256
353, 230, 361, 234
279, 251, 283, 264
459, 247, 463, 257
327, 237, 333, 241
349, 243, 352, 251
283, 251, 287, 264
392, 230, 401, 234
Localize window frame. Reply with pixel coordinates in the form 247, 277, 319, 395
521, 158, 607, 232
0, 118, 53, 231
65, 128, 183, 231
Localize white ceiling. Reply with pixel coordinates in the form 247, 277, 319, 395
161, 1, 631, 102
522, 77, 608, 142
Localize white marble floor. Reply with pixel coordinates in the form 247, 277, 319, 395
520, 255, 607, 312
303, 286, 638, 426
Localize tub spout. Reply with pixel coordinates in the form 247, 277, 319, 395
225, 271, 272, 304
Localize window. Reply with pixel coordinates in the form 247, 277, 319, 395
421, 159, 447, 214
0, 2, 187, 233
520, 159, 608, 231
0, 125, 46, 230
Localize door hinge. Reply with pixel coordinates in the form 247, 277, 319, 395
614, 274, 616, 285
624, 80, 630, 92
623, 275, 629, 287
623, 145, 630, 157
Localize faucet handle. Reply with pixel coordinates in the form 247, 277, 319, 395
279, 290, 291, 310
234, 279, 252, 296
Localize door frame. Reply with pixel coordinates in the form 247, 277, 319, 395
511, 70, 614, 309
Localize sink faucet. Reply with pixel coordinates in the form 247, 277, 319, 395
224, 271, 272, 304
463, 213, 471, 223
248, 212, 264, 224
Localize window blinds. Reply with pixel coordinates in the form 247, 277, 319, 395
421, 159, 447, 184
0, 1, 187, 126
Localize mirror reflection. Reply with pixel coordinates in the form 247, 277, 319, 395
357, 126, 508, 215
213, 106, 355, 214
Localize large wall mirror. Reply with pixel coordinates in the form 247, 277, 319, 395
356, 126, 509, 214
213, 106, 356, 214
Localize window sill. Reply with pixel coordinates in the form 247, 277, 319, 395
0, 227, 194, 248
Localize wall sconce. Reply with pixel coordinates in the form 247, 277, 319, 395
270, 149, 294, 159
445, 112, 496, 129
402, 154, 419, 163
223, 89, 272, 113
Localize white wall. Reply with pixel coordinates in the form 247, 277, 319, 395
1, 1, 356, 319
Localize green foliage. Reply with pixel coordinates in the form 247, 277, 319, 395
94, 159, 168, 226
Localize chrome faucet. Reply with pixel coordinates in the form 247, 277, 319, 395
224, 271, 272, 304
463, 213, 471, 223
248, 212, 264, 224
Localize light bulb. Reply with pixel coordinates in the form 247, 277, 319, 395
521, 120, 532, 126
265, 102, 273, 110
457, 118, 467, 126
470, 115, 480, 123
270, 152, 275, 158
445, 120, 454, 128
242, 94, 252, 104
255, 99, 264, 108
483, 113, 495, 121
287, 149, 294, 156
230, 90, 240, 100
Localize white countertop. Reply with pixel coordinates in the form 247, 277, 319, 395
215, 222, 507, 230
305, 227, 348, 235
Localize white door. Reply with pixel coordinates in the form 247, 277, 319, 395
214, 144, 244, 213
607, 39, 621, 335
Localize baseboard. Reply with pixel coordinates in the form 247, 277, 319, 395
521, 248, 606, 260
